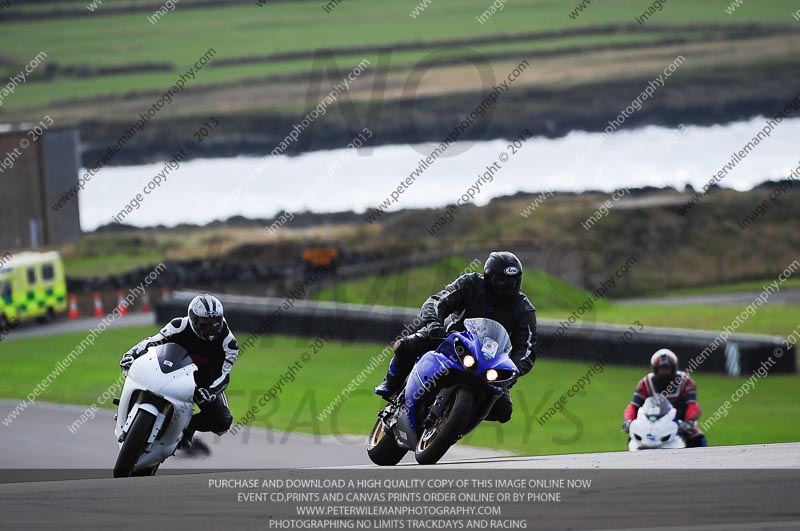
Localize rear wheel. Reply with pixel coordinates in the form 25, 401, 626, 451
367, 417, 407, 466
113, 410, 156, 478
415, 388, 474, 465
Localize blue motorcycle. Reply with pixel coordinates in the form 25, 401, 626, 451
367, 318, 519, 465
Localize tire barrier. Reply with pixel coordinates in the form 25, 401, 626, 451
156, 292, 796, 374
65, 259, 293, 294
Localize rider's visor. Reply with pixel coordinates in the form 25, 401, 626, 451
492, 276, 519, 289
196, 316, 222, 334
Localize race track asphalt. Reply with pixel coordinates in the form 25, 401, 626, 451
1, 401, 798, 531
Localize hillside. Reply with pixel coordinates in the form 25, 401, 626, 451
1, 1, 799, 164
65, 183, 799, 296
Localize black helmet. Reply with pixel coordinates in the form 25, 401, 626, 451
188, 294, 224, 341
484, 251, 523, 301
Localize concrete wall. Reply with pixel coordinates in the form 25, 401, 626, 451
0, 128, 81, 251
156, 292, 796, 375
42, 129, 82, 245
0, 130, 44, 249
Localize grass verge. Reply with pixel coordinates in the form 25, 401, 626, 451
1, 326, 797, 455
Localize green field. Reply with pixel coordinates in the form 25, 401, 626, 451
0, 31, 685, 111
63, 253, 165, 278
4, 0, 795, 66
59, 230, 243, 278
1, 0, 797, 110
315, 258, 800, 338
1, 326, 798, 455
639, 277, 800, 298
315, 257, 607, 313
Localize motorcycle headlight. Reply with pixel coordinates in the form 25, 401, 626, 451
463, 355, 476, 368
486, 369, 498, 382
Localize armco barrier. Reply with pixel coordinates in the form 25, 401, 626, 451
156, 292, 796, 375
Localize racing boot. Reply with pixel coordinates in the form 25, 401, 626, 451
178, 427, 212, 456
178, 427, 195, 451
374, 358, 406, 400
190, 437, 211, 456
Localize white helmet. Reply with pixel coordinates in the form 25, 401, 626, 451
650, 348, 679, 386
188, 294, 224, 341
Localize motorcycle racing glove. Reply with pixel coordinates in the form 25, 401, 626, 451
678, 419, 697, 433
119, 354, 135, 372
194, 387, 216, 405
425, 322, 447, 339
622, 419, 632, 433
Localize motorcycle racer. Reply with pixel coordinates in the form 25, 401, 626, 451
374, 251, 537, 423
120, 293, 238, 450
622, 348, 707, 448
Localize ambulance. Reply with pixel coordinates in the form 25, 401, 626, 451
0, 251, 68, 327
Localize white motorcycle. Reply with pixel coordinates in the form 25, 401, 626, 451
113, 343, 196, 477
628, 395, 686, 451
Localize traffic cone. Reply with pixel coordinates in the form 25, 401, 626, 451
93, 292, 104, 317
117, 290, 128, 315
68, 294, 79, 320
141, 291, 151, 312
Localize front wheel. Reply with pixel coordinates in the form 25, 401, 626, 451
367, 417, 407, 466
415, 388, 474, 465
113, 410, 156, 478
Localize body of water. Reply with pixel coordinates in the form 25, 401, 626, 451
80, 117, 800, 230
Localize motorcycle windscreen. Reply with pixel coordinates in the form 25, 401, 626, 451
154, 343, 194, 374
464, 318, 512, 361
640, 394, 674, 421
